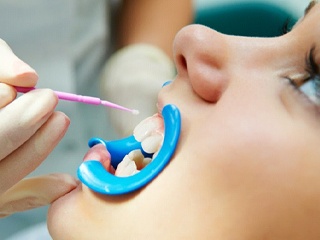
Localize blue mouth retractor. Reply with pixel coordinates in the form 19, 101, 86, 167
77, 104, 181, 195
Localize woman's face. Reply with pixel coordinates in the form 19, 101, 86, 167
48, 3, 320, 239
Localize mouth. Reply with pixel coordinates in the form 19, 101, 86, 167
77, 104, 181, 195
83, 113, 164, 176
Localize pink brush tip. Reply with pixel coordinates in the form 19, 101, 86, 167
100, 100, 139, 114
131, 109, 139, 115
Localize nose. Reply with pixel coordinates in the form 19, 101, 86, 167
173, 25, 230, 103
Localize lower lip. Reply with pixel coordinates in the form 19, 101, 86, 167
51, 183, 81, 206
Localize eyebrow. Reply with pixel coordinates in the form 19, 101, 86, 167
304, 1, 317, 17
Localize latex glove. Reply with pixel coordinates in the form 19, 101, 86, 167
0, 39, 78, 218
101, 44, 175, 137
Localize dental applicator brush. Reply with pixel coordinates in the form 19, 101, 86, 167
14, 86, 139, 115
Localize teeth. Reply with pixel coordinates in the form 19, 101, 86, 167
115, 150, 152, 177
133, 114, 163, 142
128, 150, 145, 170
142, 157, 152, 166
115, 155, 139, 177
152, 150, 159, 160
133, 114, 164, 154
141, 134, 163, 154
115, 114, 165, 177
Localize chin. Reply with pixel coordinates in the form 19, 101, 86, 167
47, 184, 82, 239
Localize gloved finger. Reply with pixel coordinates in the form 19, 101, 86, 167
0, 173, 78, 218
0, 38, 38, 87
0, 89, 59, 160
0, 83, 16, 108
0, 111, 70, 195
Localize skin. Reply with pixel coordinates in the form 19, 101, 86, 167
48, 2, 320, 240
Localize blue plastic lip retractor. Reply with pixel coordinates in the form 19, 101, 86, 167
77, 104, 181, 195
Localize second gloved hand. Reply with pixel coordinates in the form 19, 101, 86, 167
100, 44, 175, 137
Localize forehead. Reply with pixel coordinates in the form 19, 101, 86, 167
298, 2, 320, 25
292, 3, 320, 38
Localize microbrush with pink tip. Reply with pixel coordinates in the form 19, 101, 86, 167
14, 86, 139, 115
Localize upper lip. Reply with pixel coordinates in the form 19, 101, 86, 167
157, 100, 165, 115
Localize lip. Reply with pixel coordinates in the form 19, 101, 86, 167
156, 100, 165, 115
50, 181, 81, 207
77, 104, 181, 195
83, 144, 115, 174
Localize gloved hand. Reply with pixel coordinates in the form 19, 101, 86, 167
100, 44, 175, 137
0, 39, 78, 218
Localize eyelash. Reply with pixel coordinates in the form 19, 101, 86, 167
287, 47, 320, 104
306, 46, 319, 80
281, 18, 320, 104
282, 18, 292, 35
307, 47, 320, 101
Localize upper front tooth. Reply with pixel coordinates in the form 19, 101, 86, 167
133, 114, 163, 142
141, 134, 163, 154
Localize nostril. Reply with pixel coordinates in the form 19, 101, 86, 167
177, 54, 188, 71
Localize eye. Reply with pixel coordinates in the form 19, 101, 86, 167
287, 47, 320, 104
299, 75, 320, 104
302, 46, 320, 103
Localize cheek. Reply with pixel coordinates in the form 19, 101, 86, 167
47, 189, 81, 239
188, 113, 301, 192
199, 113, 320, 201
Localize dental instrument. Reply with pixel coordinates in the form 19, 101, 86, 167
14, 86, 139, 114
78, 104, 181, 195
